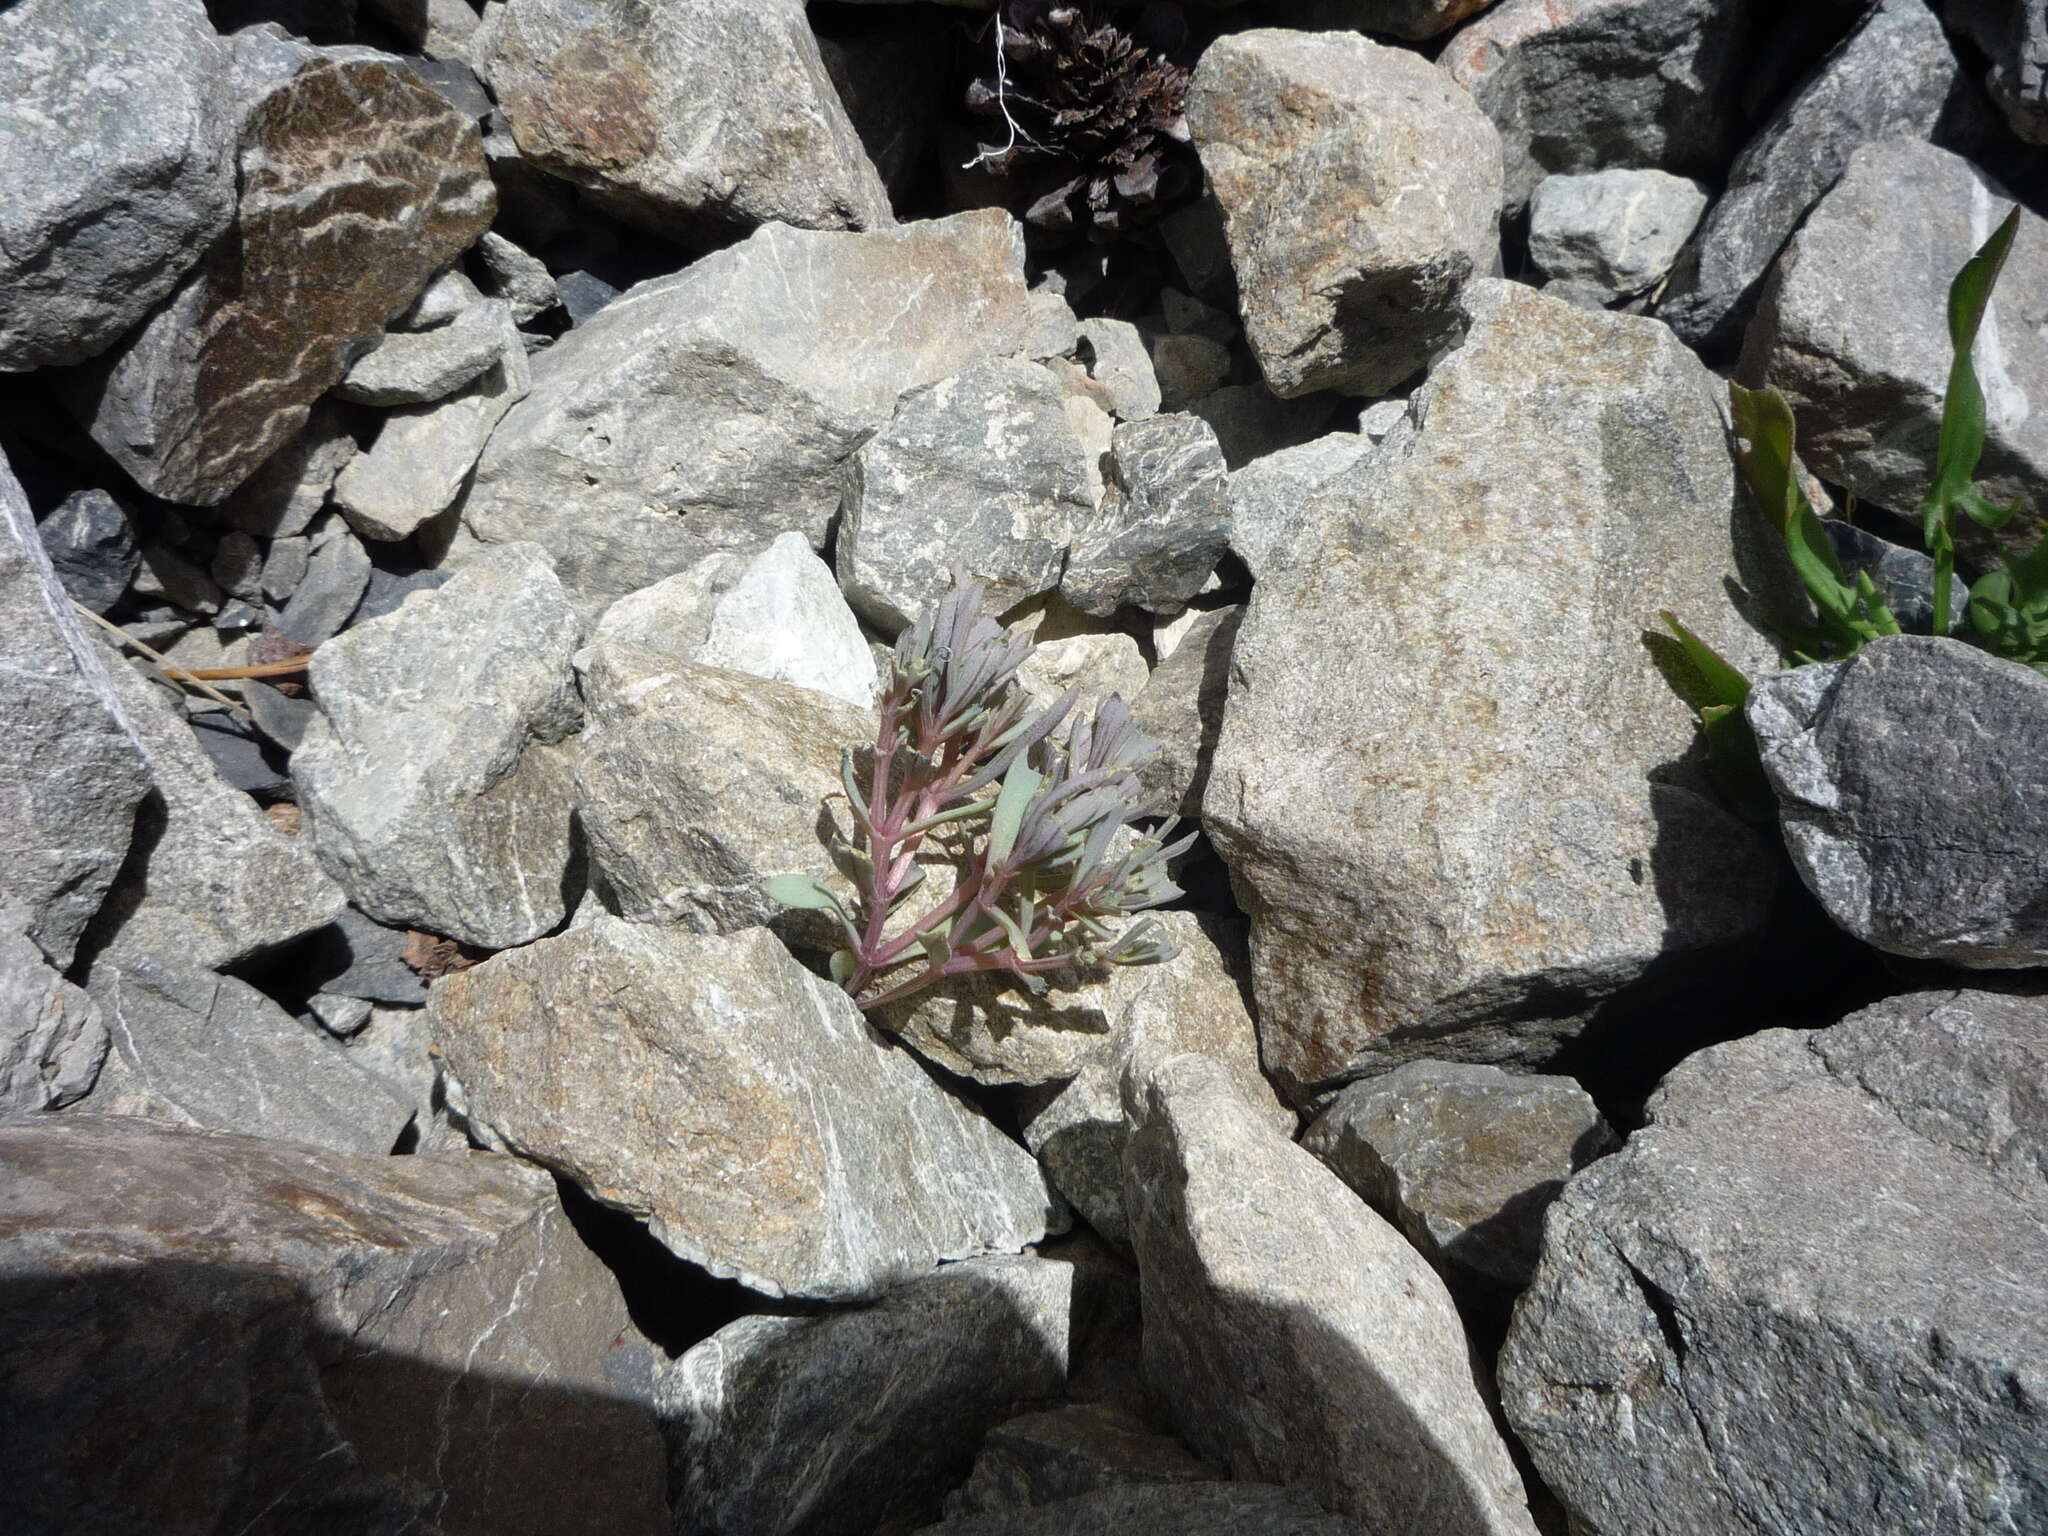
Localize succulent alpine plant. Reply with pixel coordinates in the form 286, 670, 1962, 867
964, 0, 1198, 241
765, 580, 1193, 1011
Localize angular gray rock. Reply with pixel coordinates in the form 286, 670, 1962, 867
1226, 430, 1376, 579
1075, 318, 1163, 420
73, 39, 494, 505
1303, 1060, 1617, 1308
1130, 605, 1241, 817
0, 930, 108, 1115
1020, 916, 1288, 1252
1124, 1051, 1539, 1535
1187, 383, 1340, 470
657, 1255, 1076, 1536
0, 1115, 668, 1536
1204, 280, 1787, 1100
923, 1482, 1360, 1536
474, 0, 889, 243
1528, 169, 1708, 296
1747, 636, 2048, 968
333, 303, 531, 541
0, 0, 234, 371
430, 919, 1059, 1300
92, 648, 345, 970
294, 542, 584, 948
218, 402, 359, 538
474, 229, 560, 322
78, 917, 413, 1156
1950, 0, 2048, 145
696, 532, 878, 707
278, 513, 371, 646
37, 489, 140, 617
573, 643, 864, 944
1063, 414, 1231, 619
1190, 30, 1501, 397
1740, 139, 2048, 527
0, 458, 151, 971
333, 297, 511, 405
1440, 0, 1765, 209
465, 211, 1037, 618
838, 357, 1092, 631
1500, 996, 2048, 1536
943, 1404, 1222, 1520
1659, 0, 1967, 351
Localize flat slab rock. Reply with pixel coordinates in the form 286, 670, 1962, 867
1123, 1051, 1539, 1536
921, 1481, 1360, 1535
1747, 636, 2048, 968
1203, 279, 1786, 1099
0, 1115, 667, 1536
658, 1254, 1080, 1536
1501, 991, 2048, 1536
429, 918, 1060, 1301
73, 37, 493, 505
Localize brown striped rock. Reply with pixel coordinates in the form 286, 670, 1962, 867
74, 41, 493, 506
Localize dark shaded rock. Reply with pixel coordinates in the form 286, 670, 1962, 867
303, 905, 431, 1005
185, 705, 292, 800
36, 489, 138, 616
921, 1481, 1359, 1536
241, 678, 319, 752
555, 269, 620, 326
74, 40, 494, 505
943, 1404, 1222, 1520
0, 455, 151, 970
1063, 414, 1230, 618
1823, 520, 1943, 634
1123, 1051, 1539, 1535
0, 0, 235, 371
1747, 636, 2048, 968
0, 1115, 669, 1536
356, 564, 455, 623
1949, 0, 2048, 145
278, 515, 371, 645
1501, 997, 2048, 1535
1659, 0, 1967, 352
1131, 605, 1240, 816
655, 1254, 1077, 1536
218, 401, 359, 538
1302, 1060, 1618, 1309
1441, 0, 1767, 209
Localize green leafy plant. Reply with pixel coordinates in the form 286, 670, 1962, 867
1664, 203, 2048, 808
765, 580, 1193, 1011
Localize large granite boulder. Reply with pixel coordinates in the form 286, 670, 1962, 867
1124, 1051, 1539, 1535
1659, 0, 1967, 352
1203, 280, 1785, 1101
294, 543, 584, 949
1747, 637, 2048, 968
1501, 991, 2048, 1535
0, 0, 235, 371
0, 456, 150, 970
657, 1254, 1081, 1536
430, 919, 1060, 1301
1189, 29, 1500, 397
0, 1115, 667, 1536
1440, 0, 1764, 209
1739, 138, 2048, 531
838, 357, 1093, 631
72, 34, 494, 505
463, 211, 1037, 618
474, 0, 889, 243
